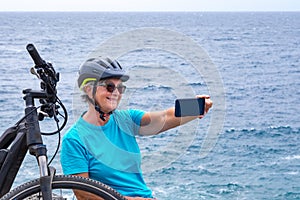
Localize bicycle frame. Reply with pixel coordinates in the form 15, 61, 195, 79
0, 122, 27, 196
0, 89, 55, 199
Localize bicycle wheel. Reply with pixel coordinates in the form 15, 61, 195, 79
0, 175, 126, 200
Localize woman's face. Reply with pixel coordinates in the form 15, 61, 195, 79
94, 78, 125, 113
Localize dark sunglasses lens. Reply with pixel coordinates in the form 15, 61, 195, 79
106, 83, 126, 94
117, 85, 126, 94
106, 83, 115, 93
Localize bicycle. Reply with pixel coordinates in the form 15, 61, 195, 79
0, 44, 126, 200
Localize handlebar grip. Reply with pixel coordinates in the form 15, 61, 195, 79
26, 44, 45, 66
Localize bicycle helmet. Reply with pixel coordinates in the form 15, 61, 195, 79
78, 57, 129, 88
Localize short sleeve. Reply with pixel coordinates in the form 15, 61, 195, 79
60, 137, 89, 175
128, 109, 145, 126
112, 109, 145, 136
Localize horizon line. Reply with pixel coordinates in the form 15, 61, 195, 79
0, 10, 299, 12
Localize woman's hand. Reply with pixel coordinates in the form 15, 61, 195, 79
196, 95, 213, 119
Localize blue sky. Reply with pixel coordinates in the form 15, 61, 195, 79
1, 0, 300, 11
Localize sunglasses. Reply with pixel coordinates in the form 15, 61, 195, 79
97, 82, 126, 94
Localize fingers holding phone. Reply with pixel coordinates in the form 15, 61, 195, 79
196, 95, 213, 118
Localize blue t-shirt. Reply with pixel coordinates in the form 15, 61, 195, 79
60, 109, 153, 198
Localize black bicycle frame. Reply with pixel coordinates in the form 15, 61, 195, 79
0, 123, 27, 197
0, 89, 55, 199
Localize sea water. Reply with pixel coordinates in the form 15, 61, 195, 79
0, 12, 299, 199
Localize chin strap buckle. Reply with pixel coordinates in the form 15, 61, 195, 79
95, 105, 112, 121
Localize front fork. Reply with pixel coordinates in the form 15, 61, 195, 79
38, 155, 49, 177
29, 144, 55, 200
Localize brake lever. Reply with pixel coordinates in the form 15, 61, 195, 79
30, 67, 40, 79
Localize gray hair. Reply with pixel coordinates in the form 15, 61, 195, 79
80, 80, 107, 102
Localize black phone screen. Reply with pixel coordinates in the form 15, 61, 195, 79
175, 98, 205, 117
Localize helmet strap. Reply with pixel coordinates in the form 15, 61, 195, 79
95, 105, 112, 121
90, 82, 113, 121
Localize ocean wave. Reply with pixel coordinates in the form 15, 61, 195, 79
187, 82, 206, 87
276, 192, 300, 199
225, 125, 299, 135
143, 84, 172, 91
283, 155, 300, 160
213, 37, 238, 41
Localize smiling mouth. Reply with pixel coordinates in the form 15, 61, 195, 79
106, 97, 118, 102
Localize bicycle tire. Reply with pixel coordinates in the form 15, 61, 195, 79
0, 175, 126, 200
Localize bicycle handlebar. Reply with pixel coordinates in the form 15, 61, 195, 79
26, 44, 59, 104
26, 44, 45, 66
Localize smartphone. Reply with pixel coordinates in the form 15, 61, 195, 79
175, 98, 205, 117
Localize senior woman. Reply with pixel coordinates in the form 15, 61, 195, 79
61, 57, 212, 200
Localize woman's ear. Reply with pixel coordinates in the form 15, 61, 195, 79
83, 84, 93, 97
83, 85, 91, 92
